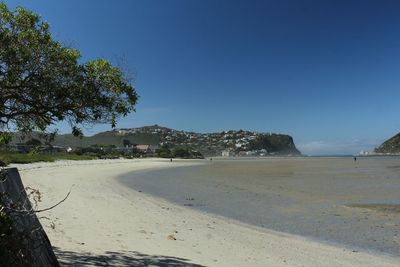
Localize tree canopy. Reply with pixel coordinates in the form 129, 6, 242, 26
0, 3, 138, 138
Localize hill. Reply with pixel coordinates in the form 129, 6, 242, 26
374, 133, 400, 154
10, 125, 301, 157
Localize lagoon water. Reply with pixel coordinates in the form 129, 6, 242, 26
119, 157, 400, 257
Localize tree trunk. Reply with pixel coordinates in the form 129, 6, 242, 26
0, 167, 59, 266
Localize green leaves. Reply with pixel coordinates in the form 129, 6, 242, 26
0, 3, 138, 136
0, 133, 12, 145
71, 127, 83, 138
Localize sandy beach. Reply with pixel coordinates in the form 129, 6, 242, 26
14, 158, 400, 267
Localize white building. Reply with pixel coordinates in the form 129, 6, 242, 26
222, 149, 234, 157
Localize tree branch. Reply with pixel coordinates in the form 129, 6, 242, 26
34, 187, 72, 213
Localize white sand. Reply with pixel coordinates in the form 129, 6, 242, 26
14, 158, 400, 267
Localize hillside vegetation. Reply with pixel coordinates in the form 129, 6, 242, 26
374, 133, 400, 154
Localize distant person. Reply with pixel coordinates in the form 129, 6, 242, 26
170, 158, 173, 162
354, 156, 357, 162
210, 158, 213, 161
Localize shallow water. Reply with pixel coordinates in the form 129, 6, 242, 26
119, 157, 400, 257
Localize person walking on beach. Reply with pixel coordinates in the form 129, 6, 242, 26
354, 156, 357, 162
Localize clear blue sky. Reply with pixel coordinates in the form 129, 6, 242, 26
4, 0, 400, 155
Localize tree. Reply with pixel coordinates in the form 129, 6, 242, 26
122, 139, 131, 148
172, 147, 190, 158
0, 3, 138, 139
156, 145, 172, 158
24, 138, 41, 147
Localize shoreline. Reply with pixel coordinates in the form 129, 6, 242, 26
118, 167, 390, 258
116, 162, 395, 259
118, 157, 400, 257
14, 158, 400, 266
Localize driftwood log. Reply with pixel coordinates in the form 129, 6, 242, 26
0, 167, 59, 266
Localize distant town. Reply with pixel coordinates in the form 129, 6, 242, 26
7, 125, 301, 158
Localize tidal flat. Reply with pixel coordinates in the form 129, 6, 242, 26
119, 157, 400, 257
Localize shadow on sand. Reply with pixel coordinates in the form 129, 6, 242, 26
54, 248, 205, 267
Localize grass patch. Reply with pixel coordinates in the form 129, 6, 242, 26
51, 154, 96, 161
0, 152, 96, 165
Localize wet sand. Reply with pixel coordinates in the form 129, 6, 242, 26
119, 157, 400, 257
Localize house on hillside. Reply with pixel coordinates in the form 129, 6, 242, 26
8, 144, 32, 153
222, 149, 235, 157
135, 144, 157, 154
